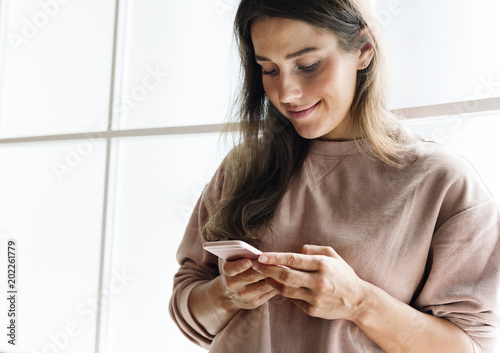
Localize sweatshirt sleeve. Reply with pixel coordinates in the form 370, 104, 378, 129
168, 158, 229, 348
413, 198, 500, 352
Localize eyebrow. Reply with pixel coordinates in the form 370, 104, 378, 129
255, 47, 319, 62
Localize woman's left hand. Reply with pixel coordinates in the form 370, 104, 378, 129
251, 244, 369, 322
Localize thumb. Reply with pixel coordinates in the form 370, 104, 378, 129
301, 244, 338, 258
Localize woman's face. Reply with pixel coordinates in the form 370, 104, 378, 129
251, 17, 368, 140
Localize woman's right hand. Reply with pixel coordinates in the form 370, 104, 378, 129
219, 258, 279, 310
188, 258, 278, 336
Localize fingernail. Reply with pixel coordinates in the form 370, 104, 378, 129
259, 255, 268, 263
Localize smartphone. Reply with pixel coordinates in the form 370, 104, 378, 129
203, 240, 262, 261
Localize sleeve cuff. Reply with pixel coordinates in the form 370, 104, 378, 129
169, 281, 215, 349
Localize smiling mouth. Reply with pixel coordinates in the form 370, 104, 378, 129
287, 101, 320, 120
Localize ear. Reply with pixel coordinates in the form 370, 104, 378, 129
357, 27, 375, 70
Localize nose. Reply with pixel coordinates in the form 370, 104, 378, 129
278, 73, 302, 104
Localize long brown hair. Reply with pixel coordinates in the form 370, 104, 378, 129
202, 0, 405, 246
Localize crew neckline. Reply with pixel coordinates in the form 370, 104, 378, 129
309, 138, 370, 157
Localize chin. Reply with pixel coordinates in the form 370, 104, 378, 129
291, 125, 325, 140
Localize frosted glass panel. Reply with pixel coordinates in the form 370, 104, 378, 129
403, 111, 500, 199
0, 0, 116, 138
102, 134, 229, 352
0, 140, 106, 352
374, 0, 500, 109
112, 0, 239, 130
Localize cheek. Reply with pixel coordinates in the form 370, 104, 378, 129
307, 76, 329, 95
316, 67, 341, 90
296, 76, 332, 105
307, 64, 340, 96
262, 79, 280, 102
315, 67, 355, 101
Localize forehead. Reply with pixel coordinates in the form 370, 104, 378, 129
250, 17, 338, 55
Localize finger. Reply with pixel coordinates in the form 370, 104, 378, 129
301, 244, 338, 258
266, 279, 331, 317
246, 286, 280, 306
258, 252, 320, 271
234, 268, 272, 285
225, 268, 271, 294
252, 261, 312, 287
265, 277, 311, 300
226, 279, 279, 309
289, 299, 320, 318
227, 278, 274, 296
222, 258, 253, 276
258, 288, 280, 302
241, 279, 278, 297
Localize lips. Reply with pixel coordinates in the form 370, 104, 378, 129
287, 101, 320, 120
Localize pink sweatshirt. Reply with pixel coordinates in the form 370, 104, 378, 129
169, 131, 500, 352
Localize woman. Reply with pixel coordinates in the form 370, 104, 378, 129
170, 0, 500, 352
